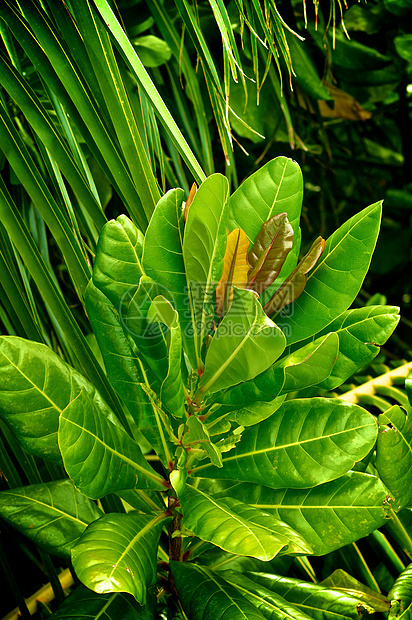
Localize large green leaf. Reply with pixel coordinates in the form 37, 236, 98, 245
277, 332, 339, 394
93, 215, 144, 311
197, 287, 286, 396
85, 282, 169, 462
143, 188, 196, 367
238, 572, 374, 620
59, 388, 166, 498
221, 572, 320, 620
123, 276, 169, 386
279, 202, 382, 345
320, 570, 390, 613
192, 398, 377, 488
293, 305, 400, 390
48, 585, 156, 620
0, 479, 102, 559
0, 336, 112, 463
183, 173, 229, 364
388, 562, 412, 620
376, 405, 412, 511
217, 472, 389, 555
228, 157, 303, 287
72, 511, 171, 604
85, 281, 147, 418
171, 562, 267, 620
178, 485, 311, 561
147, 296, 185, 418
209, 362, 285, 414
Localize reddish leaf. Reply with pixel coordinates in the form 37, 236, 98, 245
264, 236, 325, 315
184, 182, 197, 222
247, 213, 294, 294
215, 228, 250, 317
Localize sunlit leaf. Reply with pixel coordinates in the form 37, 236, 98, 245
216, 228, 250, 317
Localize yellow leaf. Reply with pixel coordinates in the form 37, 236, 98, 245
215, 229, 250, 317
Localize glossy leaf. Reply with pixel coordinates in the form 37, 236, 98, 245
59, 388, 166, 499
216, 228, 250, 317
241, 572, 374, 620
227, 396, 286, 427
197, 287, 286, 396
221, 572, 312, 620
0, 479, 102, 559
147, 296, 185, 418
178, 485, 311, 560
72, 511, 171, 604
277, 332, 339, 394
183, 173, 230, 361
279, 202, 382, 345
320, 569, 390, 613
85, 281, 148, 420
184, 416, 222, 467
123, 276, 169, 386
48, 585, 156, 620
171, 561, 267, 620
218, 472, 389, 555
264, 236, 325, 316
228, 157, 303, 285
388, 562, 412, 620
93, 215, 144, 312
142, 188, 196, 367
192, 398, 378, 488
296, 305, 400, 390
0, 336, 110, 463
376, 405, 412, 511
248, 213, 294, 294
209, 363, 285, 414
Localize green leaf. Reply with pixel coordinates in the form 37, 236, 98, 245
227, 396, 286, 427
247, 213, 294, 294
85, 282, 171, 463
277, 332, 339, 394
178, 485, 311, 560
183, 173, 230, 364
209, 363, 285, 414
228, 157, 303, 286
72, 511, 171, 604
48, 585, 156, 620
376, 405, 412, 511
389, 562, 412, 620
239, 571, 375, 620
0, 336, 110, 463
217, 472, 389, 555
142, 187, 196, 368
221, 572, 319, 620
192, 398, 378, 489
197, 287, 286, 396
279, 202, 382, 345
134, 35, 172, 67
171, 561, 267, 620
123, 276, 170, 387
0, 479, 102, 559
59, 388, 166, 499
85, 281, 147, 421
320, 569, 390, 613
295, 305, 400, 391
147, 295, 185, 418
93, 215, 144, 311
184, 416, 223, 467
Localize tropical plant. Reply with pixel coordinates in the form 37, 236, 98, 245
0, 155, 404, 619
